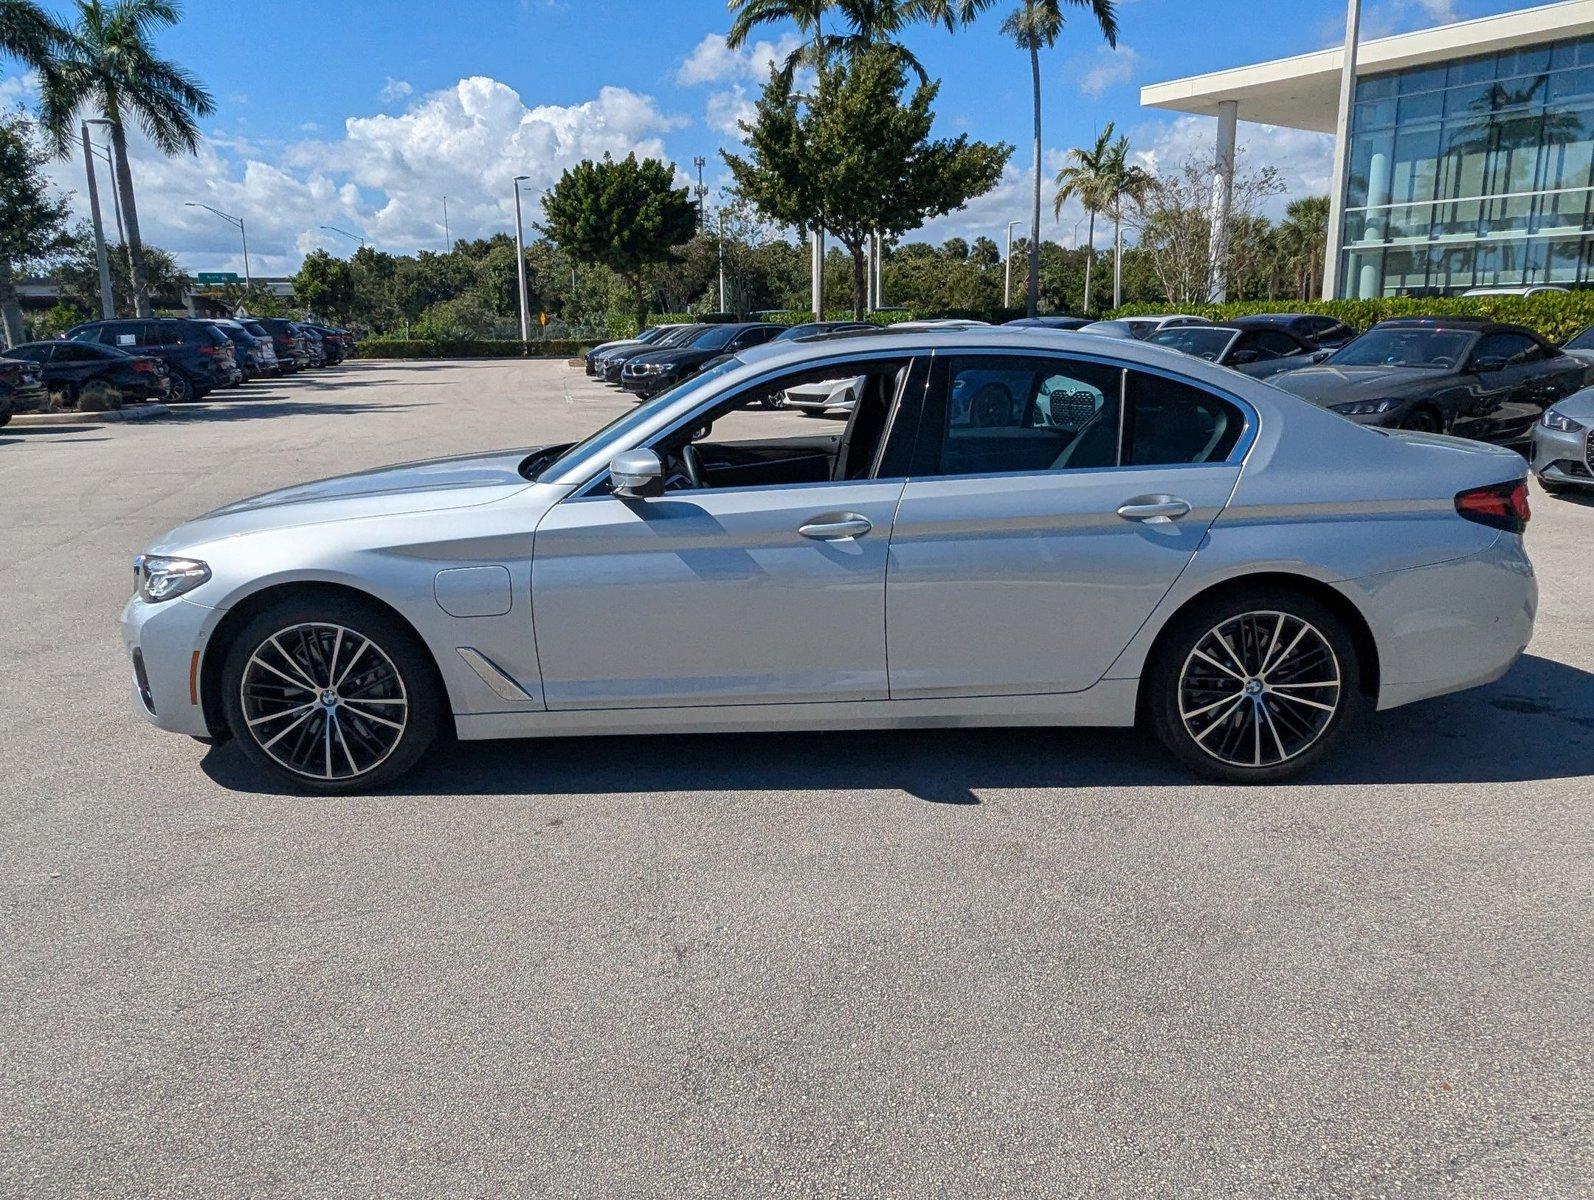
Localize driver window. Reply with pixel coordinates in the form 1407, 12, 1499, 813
644, 355, 917, 493
1473, 332, 1540, 365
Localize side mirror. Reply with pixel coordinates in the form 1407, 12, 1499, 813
1472, 356, 1508, 373
610, 448, 664, 499
1309, 349, 1332, 363
1228, 348, 1260, 365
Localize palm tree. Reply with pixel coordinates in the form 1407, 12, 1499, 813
995, 1, 1118, 317
1100, 130, 1149, 308
1278, 195, 1329, 299
38, 1, 213, 318
0, 0, 62, 67
1053, 124, 1117, 314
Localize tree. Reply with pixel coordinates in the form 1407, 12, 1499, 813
0, 0, 62, 68
1126, 154, 1285, 306
1098, 127, 1150, 308
56, 224, 187, 314
38, 0, 214, 318
1277, 196, 1330, 300
987, 1, 1118, 317
293, 249, 356, 321
0, 112, 71, 346
539, 153, 698, 332
1053, 124, 1118, 315
726, 45, 1009, 316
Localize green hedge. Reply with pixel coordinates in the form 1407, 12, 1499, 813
1107, 294, 1594, 343
354, 338, 601, 359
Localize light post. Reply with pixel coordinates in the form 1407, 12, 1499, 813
184, 202, 251, 289
80, 121, 114, 318
512, 175, 531, 343
1003, 219, 1023, 309
442, 195, 451, 251
320, 224, 366, 249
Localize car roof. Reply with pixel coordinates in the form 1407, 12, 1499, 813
1229, 313, 1321, 325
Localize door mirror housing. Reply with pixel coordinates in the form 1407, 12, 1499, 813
610, 449, 664, 499
1472, 355, 1508, 373
1309, 348, 1332, 364
1227, 348, 1260, 365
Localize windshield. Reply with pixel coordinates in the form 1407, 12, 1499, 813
1148, 327, 1236, 360
1566, 324, 1594, 351
1329, 328, 1475, 368
689, 325, 740, 350
537, 357, 743, 482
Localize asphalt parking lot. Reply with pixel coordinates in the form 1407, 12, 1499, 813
2, 359, 1590, 1196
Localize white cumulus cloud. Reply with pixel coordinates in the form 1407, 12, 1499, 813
378, 77, 413, 103
675, 32, 802, 86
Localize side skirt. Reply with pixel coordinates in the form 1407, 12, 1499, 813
455, 678, 1140, 741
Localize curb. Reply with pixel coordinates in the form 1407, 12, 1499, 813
7, 403, 170, 428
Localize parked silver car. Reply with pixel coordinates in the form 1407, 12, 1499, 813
122, 330, 1537, 793
1530, 386, 1594, 492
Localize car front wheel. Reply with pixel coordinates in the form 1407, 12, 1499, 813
220, 597, 442, 794
1145, 588, 1366, 783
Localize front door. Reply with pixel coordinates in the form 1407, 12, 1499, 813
886, 352, 1247, 699
531, 355, 924, 710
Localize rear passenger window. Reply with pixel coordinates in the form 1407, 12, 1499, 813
930, 355, 1123, 476
1124, 372, 1244, 465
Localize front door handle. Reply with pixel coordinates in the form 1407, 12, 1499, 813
799, 512, 873, 540
1116, 495, 1191, 524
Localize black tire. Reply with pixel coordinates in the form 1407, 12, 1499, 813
1144, 587, 1368, 784
1398, 407, 1442, 433
220, 595, 443, 794
167, 372, 194, 403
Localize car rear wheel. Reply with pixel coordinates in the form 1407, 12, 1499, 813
220, 597, 443, 794
167, 372, 194, 403
1146, 588, 1366, 783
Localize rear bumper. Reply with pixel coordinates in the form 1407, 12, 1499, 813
1340, 534, 1537, 711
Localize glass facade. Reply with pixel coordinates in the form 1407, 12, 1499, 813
1339, 35, 1594, 296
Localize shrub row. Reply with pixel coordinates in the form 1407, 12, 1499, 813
353, 338, 601, 359
1106, 294, 1594, 343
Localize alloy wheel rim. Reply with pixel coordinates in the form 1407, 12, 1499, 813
1178, 610, 1341, 769
239, 622, 408, 781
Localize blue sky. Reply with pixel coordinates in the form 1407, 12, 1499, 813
0, 0, 1546, 274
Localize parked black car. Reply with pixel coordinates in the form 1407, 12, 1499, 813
1228, 312, 1359, 349
304, 323, 349, 364
620, 322, 784, 397
66, 318, 239, 402
249, 317, 309, 373
772, 320, 877, 341
1145, 323, 1323, 379
602, 324, 706, 383
299, 325, 327, 368
585, 324, 682, 375
1269, 318, 1586, 444
204, 319, 276, 381
0, 353, 46, 425
1003, 315, 1094, 331
5, 339, 170, 408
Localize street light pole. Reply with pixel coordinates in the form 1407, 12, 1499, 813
512, 175, 531, 343
442, 196, 451, 251
80, 122, 115, 319
1003, 219, 1023, 309
185, 202, 251, 288
320, 224, 366, 249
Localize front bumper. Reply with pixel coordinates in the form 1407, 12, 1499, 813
119, 594, 221, 737
1530, 420, 1593, 487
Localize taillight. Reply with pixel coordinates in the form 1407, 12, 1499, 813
1455, 479, 1531, 533
131, 360, 154, 373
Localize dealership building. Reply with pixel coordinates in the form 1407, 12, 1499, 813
1142, 0, 1594, 298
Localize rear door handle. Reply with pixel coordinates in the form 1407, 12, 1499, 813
1116, 495, 1191, 524
799, 512, 873, 540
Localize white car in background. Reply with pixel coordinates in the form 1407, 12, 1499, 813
1080, 315, 1211, 341
780, 373, 866, 417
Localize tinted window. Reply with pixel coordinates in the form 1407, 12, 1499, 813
926, 355, 1123, 476
1330, 329, 1474, 367
1565, 324, 1594, 351
6, 345, 49, 362
1124, 372, 1244, 466
1248, 330, 1304, 357
52, 344, 101, 362
1472, 331, 1542, 364
1148, 327, 1235, 360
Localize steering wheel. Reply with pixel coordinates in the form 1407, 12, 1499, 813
679, 442, 704, 490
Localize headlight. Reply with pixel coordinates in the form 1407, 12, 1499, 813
134, 554, 211, 603
1330, 398, 1401, 416
1541, 408, 1586, 433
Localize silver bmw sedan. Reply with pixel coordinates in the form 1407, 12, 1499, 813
122, 329, 1537, 793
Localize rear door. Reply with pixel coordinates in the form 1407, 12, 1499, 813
885, 352, 1248, 699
